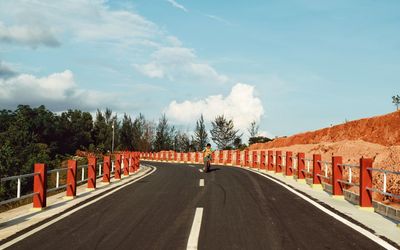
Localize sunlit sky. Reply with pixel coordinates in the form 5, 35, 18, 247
1, 0, 399, 138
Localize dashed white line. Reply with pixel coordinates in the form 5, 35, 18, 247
199, 169, 203, 173
186, 207, 203, 250
199, 179, 204, 187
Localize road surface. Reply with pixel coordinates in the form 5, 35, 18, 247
6, 161, 388, 250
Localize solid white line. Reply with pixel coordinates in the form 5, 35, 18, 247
245, 168, 397, 250
187, 207, 203, 250
199, 179, 204, 187
0, 166, 157, 249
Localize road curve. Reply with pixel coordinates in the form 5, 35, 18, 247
7, 162, 387, 250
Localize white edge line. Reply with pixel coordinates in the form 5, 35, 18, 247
187, 207, 203, 250
244, 168, 397, 250
199, 179, 204, 187
0, 166, 157, 249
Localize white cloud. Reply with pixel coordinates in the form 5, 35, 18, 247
205, 14, 231, 26
134, 47, 228, 83
0, 21, 60, 48
166, 0, 188, 12
0, 0, 161, 48
0, 70, 115, 111
165, 83, 264, 132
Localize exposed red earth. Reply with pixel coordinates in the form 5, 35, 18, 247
249, 111, 400, 206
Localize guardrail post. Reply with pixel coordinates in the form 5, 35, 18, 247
297, 153, 305, 180
218, 151, 223, 165
312, 154, 322, 185
244, 150, 249, 167
260, 151, 266, 170
33, 163, 47, 209
285, 151, 293, 176
360, 158, 373, 207
123, 153, 129, 176
267, 151, 273, 171
276, 151, 282, 173
102, 156, 111, 184
332, 156, 343, 196
87, 156, 97, 189
235, 150, 240, 166
252, 151, 257, 168
114, 154, 121, 180
129, 153, 135, 173
66, 160, 77, 198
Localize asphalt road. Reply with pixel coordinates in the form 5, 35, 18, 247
8, 161, 387, 250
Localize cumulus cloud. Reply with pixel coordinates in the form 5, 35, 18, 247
0, 21, 60, 48
134, 47, 228, 83
0, 70, 115, 111
165, 83, 264, 131
0, 61, 18, 79
166, 0, 188, 12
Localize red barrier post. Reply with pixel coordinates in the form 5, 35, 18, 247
33, 163, 47, 209
235, 150, 240, 166
114, 154, 122, 180
102, 156, 111, 184
123, 153, 129, 176
359, 158, 373, 208
219, 151, 223, 165
285, 152, 293, 176
252, 151, 258, 168
260, 151, 266, 170
130, 153, 135, 173
227, 150, 232, 165
297, 153, 305, 180
276, 151, 282, 173
312, 154, 322, 185
66, 160, 77, 198
87, 156, 97, 189
332, 156, 343, 196
267, 151, 273, 171
244, 150, 249, 167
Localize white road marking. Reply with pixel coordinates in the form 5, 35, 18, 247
0, 167, 157, 249
245, 168, 398, 250
199, 169, 203, 173
199, 179, 204, 187
186, 207, 203, 250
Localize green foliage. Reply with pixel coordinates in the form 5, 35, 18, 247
248, 136, 273, 145
193, 114, 208, 151
154, 114, 175, 151
210, 115, 242, 150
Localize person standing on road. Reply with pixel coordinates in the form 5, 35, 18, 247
203, 143, 214, 173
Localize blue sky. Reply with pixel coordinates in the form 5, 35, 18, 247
0, 0, 399, 138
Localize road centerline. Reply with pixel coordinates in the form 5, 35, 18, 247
186, 207, 203, 250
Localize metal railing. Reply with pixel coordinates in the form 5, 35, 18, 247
367, 168, 400, 199
0, 173, 39, 206
316, 161, 332, 182
47, 167, 68, 193
337, 163, 360, 187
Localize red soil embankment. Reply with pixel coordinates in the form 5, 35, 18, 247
249, 111, 400, 205
251, 111, 400, 149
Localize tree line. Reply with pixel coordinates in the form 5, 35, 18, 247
0, 105, 271, 201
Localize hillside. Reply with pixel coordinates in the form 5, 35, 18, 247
250, 111, 400, 149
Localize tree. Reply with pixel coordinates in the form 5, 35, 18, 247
210, 115, 241, 149
119, 113, 134, 150
92, 108, 117, 153
247, 120, 259, 138
248, 136, 273, 145
193, 114, 208, 151
392, 95, 400, 111
154, 114, 174, 151
173, 131, 192, 152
